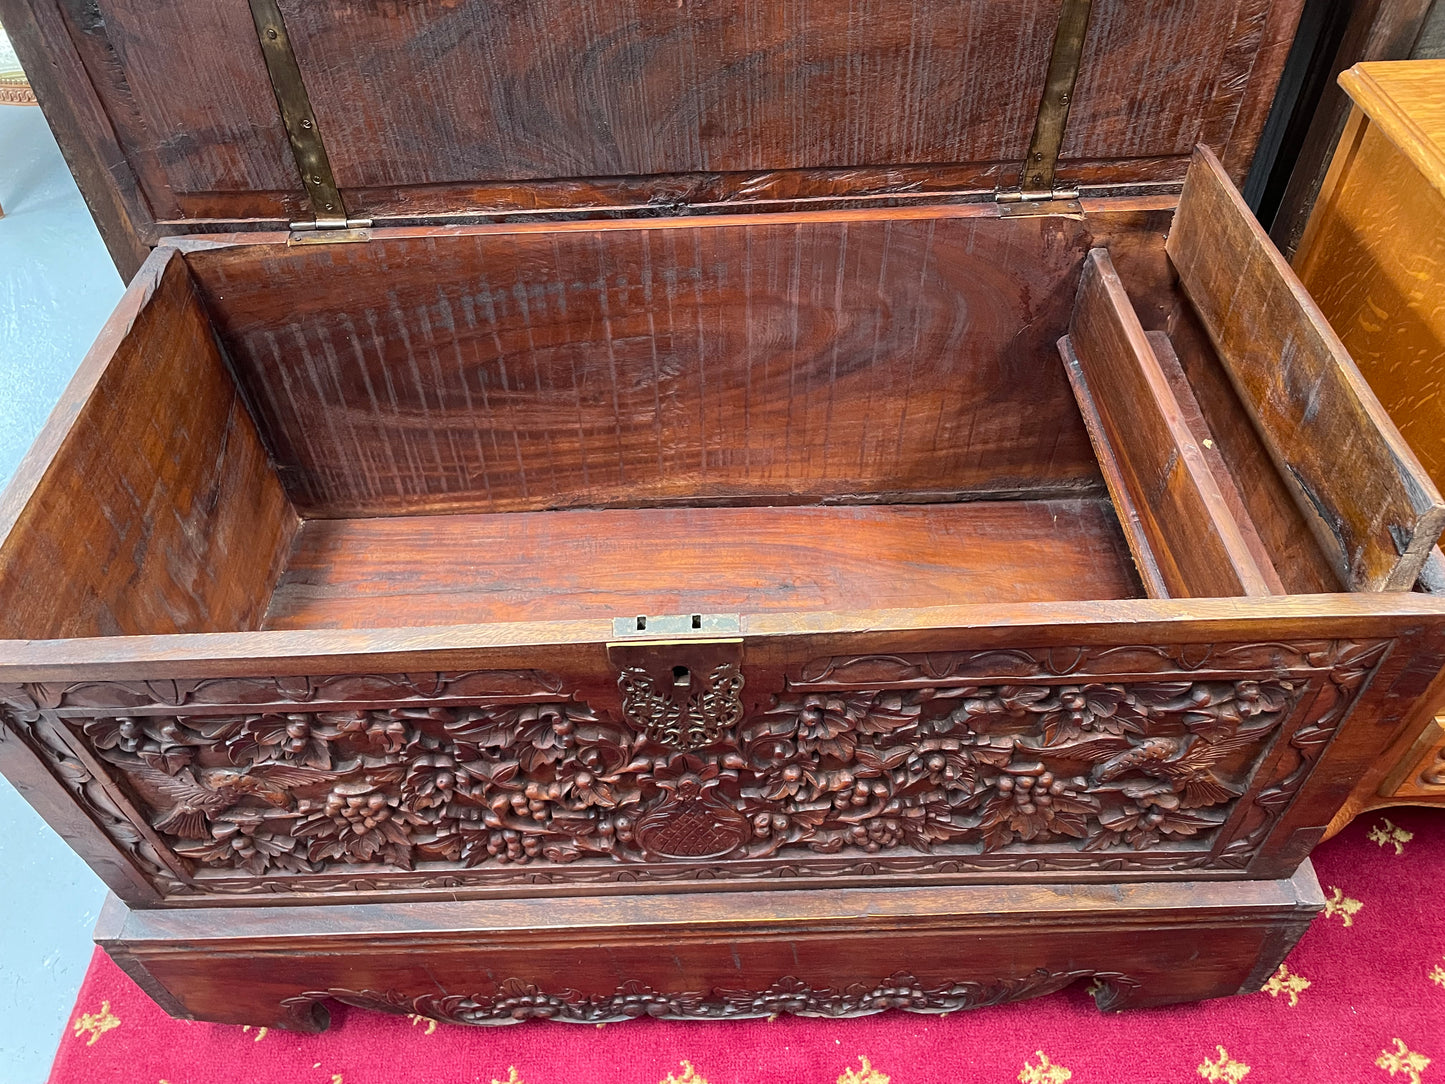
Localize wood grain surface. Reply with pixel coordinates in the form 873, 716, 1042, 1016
184, 210, 1106, 517
1062, 248, 1280, 599
0, 249, 297, 639
1061, 0, 1295, 173
1335, 61, 1445, 200
262, 499, 1141, 631
1292, 61, 1445, 831
1147, 330, 1286, 593
289, 0, 1293, 190
1059, 338, 1171, 599
98, 868, 1322, 1027
1377, 712, 1445, 798
1293, 69, 1445, 495
287, 0, 1059, 187
0, 0, 154, 276
52, 0, 301, 210
1, 0, 1304, 260
1161, 299, 1341, 595
1168, 144, 1445, 592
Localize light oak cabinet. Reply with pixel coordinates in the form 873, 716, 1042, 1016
1293, 60, 1445, 831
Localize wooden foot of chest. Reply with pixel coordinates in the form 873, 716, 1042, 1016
96, 863, 1322, 1031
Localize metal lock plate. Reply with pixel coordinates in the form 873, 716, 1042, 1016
607, 614, 744, 751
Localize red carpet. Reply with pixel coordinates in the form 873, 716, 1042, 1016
49, 808, 1444, 1084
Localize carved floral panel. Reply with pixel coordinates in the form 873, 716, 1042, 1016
0, 640, 1389, 896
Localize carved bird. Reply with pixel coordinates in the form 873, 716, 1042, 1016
140, 764, 331, 839
1087, 731, 1262, 808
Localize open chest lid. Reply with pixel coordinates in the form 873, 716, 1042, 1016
4, 0, 1304, 276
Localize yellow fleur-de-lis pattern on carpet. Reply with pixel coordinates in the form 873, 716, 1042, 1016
1325, 885, 1364, 926
487, 1061, 896, 1084
48, 809, 1445, 1084
1197, 1046, 1249, 1083
1378, 1039, 1432, 1084
1018, 1051, 1071, 1084
69, 1000, 119, 1047
1261, 963, 1310, 1007
1368, 818, 1413, 855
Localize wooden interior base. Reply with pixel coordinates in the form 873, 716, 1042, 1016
262, 498, 1138, 630
96, 864, 1322, 1030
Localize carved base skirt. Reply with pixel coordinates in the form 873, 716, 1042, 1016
96, 863, 1322, 1030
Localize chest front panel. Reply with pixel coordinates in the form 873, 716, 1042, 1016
0, 637, 1389, 902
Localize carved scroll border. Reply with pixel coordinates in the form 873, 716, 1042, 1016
9, 670, 570, 717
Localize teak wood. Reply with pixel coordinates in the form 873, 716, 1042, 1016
184, 212, 1106, 516
1060, 248, 1282, 600
1168, 145, 1445, 593
96, 869, 1323, 1029
0, 0, 1306, 277
264, 500, 1140, 630
0, 253, 297, 641
2, 0, 1443, 1031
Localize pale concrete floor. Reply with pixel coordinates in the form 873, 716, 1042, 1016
0, 102, 123, 1083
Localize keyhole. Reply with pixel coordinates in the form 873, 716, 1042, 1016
672, 665, 691, 687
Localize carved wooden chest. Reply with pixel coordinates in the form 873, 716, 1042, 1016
4, 0, 1445, 1029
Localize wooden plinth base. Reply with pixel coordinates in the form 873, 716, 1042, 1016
96, 865, 1323, 1031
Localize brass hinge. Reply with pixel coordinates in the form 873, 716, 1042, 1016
247, 0, 371, 238
287, 224, 373, 245
996, 0, 1094, 207
994, 191, 1083, 217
